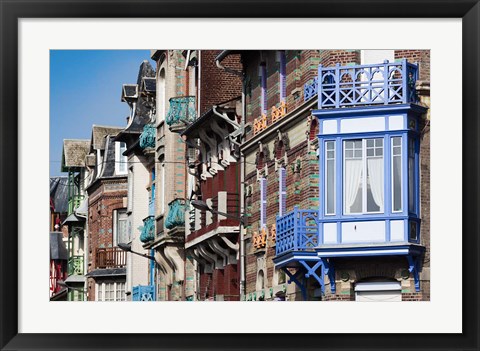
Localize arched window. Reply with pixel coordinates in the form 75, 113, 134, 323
275, 140, 285, 160
256, 151, 265, 170
309, 118, 319, 141
157, 68, 166, 123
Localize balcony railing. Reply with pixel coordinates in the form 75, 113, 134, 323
139, 123, 156, 149
68, 194, 84, 215
304, 77, 318, 102
140, 216, 155, 243
95, 247, 127, 269
165, 198, 186, 230
275, 207, 319, 256
132, 285, 155, 301
305, 59, 418, 108
166, 96, 196, 127
68, 255, 84, 275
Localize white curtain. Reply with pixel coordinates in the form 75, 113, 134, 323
367, 157, 384, 210
345, 159, 363, 213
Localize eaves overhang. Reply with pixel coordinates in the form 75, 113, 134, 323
312, 103, 428, 119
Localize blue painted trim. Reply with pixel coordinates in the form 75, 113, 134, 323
313, 103, 427, 119
407, 254, 421, 292
319, 130, 410, 139
318, 140, 325, 219
316, 243, 425, 258
321, 258, 336, 294
300, 260, 325, 295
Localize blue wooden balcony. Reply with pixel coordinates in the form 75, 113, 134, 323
275, 207, 319, 256
132, 285, 155, 301
304, 59, 418, 108
139, 123, 156, 149
274, 207, 424, 295
166, 96, 196, 127
140, 216, 155, 243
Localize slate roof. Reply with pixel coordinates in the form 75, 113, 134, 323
85, 268, 126, 277
50, 177, 68, 214
98, 135, 117, 178
50, 232, 68, 261
61, 139, 90, 171
117, 61, 156, 138
91, 125, 123, 151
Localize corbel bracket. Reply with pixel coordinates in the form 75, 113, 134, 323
407, 254, 421, 292
282, 267, 307, 300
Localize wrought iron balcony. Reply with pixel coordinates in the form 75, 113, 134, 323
165, 96, 196, 127
132, 285, 155, 301
165, 198, 186, 230
139, 123, 156, 149
140, 215, 155, 243
68, 194, 84, 216
68, 255, 84, 275
95, 247, 127, 269
305, 59, 419, 108
275, 207, 319, 256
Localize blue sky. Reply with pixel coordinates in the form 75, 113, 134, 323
50, 50, 155, 176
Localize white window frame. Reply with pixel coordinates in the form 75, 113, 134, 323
408, 138, 415, 213
115, 142, 128, 175
325, 140, 336, 215
391, 137, 403, 213
113, 208, 128, 246
95, 281, 126, 302
343, 138, 384, 215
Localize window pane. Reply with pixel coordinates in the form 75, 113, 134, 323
409, 139, 415, 212
344, 157, 363, 214
392, 137, 402, 212
325, 141, 335, 215
366, 149, 383, 212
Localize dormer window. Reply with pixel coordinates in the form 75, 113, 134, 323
115, 142, 128, 175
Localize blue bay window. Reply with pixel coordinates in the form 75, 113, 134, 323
273, 60, 427, 297
317, 108, 423, 246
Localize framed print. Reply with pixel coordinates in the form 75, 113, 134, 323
1, 0, 479, 350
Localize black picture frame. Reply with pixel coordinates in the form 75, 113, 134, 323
1, 1, 478, 350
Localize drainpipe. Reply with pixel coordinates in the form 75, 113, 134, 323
215, 50, 246, 300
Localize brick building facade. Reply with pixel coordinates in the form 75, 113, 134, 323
237, 50, 430, 301
84, 127, 128, 301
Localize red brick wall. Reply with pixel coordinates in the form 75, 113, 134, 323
200, 50, 243, 115
319, 49, 360, 68
86, 178, 127, 301
395, 50, 430, 81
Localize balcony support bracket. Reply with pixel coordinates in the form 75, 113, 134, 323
407, 254, 421, 292
282, 267, 307, 301
321, 258, 336, 294
300, 260, 325, 294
